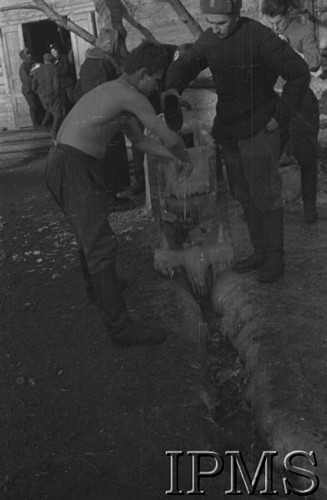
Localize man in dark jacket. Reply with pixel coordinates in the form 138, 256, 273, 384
50, 45, 75, 116
32, 53, 63, 139
262, 0, 320, 223
165, 0, 310, 282
18, 48, 43, 128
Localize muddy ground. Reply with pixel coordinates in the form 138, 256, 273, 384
0, 156, 326, 499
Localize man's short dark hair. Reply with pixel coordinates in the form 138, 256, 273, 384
261, 0, 291, 17
124, 41, 169, 76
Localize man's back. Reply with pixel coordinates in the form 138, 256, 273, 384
33, 64, 58, 98
57, 79, 136, 159
166, 17, 310, 139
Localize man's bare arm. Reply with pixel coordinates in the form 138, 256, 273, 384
121, 118, 176, 160
123, 89, 190, 163
122, 117, 193, 182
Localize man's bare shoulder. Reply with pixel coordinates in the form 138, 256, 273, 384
94, 79, 140, 98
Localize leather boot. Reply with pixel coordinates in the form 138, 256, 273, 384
79, 249, 127, 305
303, 203, 318, 224
91, 266, 126, 321
258, 208, 285, 283
92, 266, 166, 346
233, 204, 266, 273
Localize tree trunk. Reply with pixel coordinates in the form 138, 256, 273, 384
163, 0, 203, 38
1, 0, 203, 50
32, 0, 96, 44
123, 10, 158, 43
0, 1, 96, 45
102, 0, 129, 60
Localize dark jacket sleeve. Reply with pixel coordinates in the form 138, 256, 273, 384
165, 34, 209, 94
259, 27, 310, 125
31, 73, 38, 94
57, 55, 75, 88
19, 64, 32, 93
53, 68, 60, 96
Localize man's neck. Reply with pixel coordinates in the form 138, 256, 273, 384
119, 73, 138, 89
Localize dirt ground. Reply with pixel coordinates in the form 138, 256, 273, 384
0, 155, 326, 499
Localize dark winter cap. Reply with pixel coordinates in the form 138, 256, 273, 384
201, 0, 242, 14
19, 48, 31, 60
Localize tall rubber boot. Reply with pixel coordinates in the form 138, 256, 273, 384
29, 106, 39, 129
233, 204, 266, 273
91, 266, 126, 321
91, 265, 167, 346
79, 249, 127, 304
258, 207, 285, 282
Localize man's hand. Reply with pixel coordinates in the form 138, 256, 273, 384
265, 117, 279, 132
176, 160, 193, 183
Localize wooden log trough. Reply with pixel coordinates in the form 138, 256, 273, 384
144, 110, 326, 498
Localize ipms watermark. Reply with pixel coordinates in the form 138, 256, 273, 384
165, 450, 319, 496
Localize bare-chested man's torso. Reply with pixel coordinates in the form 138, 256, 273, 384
57, 79, 146, 160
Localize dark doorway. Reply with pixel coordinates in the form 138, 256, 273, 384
22, 19, 73, 64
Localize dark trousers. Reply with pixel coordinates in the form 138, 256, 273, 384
218, 127, 283, 256
220, 128, 282, 213
45, 144, 118, 274
46, 144, 126, 322
60, 86, 75, 116
23, 91, 43, 128
40, 94, 63, 138
281, 89, 319, 205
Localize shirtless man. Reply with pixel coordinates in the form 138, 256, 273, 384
46, 42, 192, 346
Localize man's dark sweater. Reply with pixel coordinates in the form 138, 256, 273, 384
166, 17, 310, 140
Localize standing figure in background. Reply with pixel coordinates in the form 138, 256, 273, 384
262, 0, 321, 223
50, 44, 75, 116
18, 48, 43, 129
75, 28, 133, 211
32, 53, 63, 139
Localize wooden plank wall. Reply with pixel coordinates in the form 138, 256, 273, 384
0, 0, 258, 130
125, 0, 259, 49
0, 0, 94, 129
